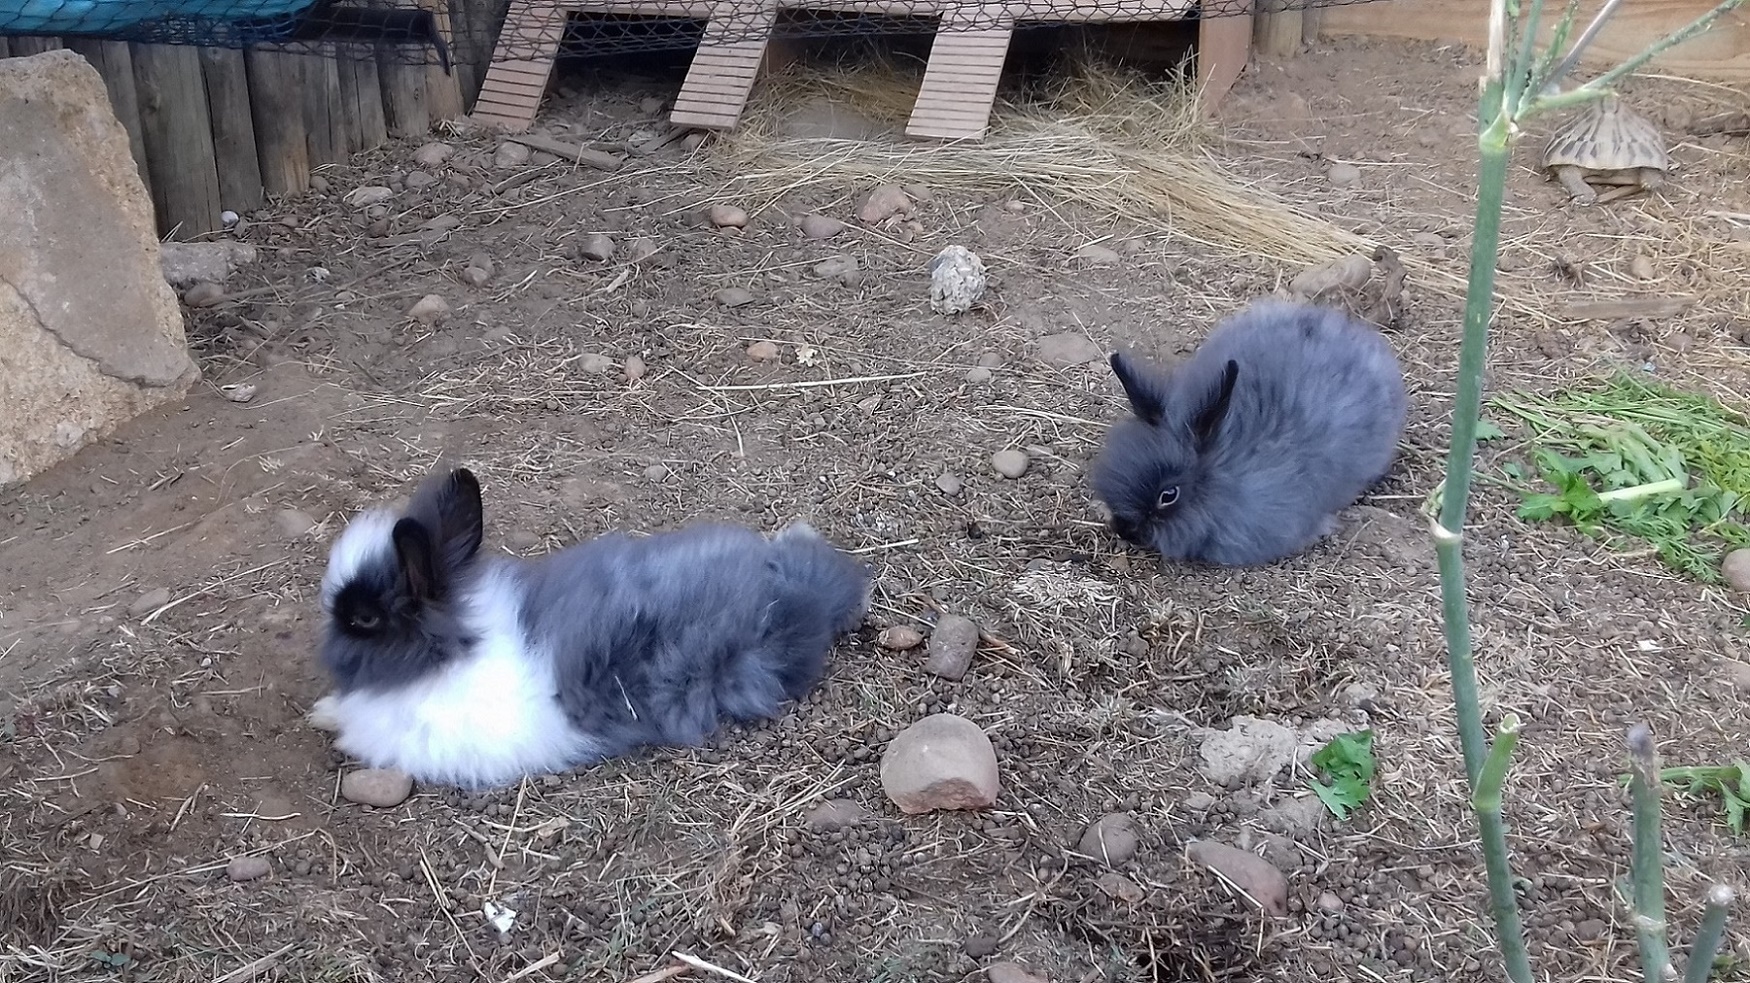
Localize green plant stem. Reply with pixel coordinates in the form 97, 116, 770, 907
1525, 0, 1749, 119
1628, 724, 1674, 983
1473, 715, 1534, 983
1684, 884, 1736, 983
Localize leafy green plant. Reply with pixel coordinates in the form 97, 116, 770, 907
1309, 730, 1376, 820
1658, 763, 1750, 835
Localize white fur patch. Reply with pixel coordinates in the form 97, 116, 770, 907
315, 568, 604, 790
320, 509, 399, 609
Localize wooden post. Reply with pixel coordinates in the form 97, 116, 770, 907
1197, 0, 1255, 113
338, 55, 390, 152
65, 39, 153, 200
199, 47, 266, 213
0, 38, 12, 58
1253, 0, 1303, 56
302, 45, 347, 165
131, 42, 224, 238
379, 41, 430, 138
245, 47, 311, 197
419, 0, 465, 123
9, 37, 63, 55
1302, 3, 1322, 42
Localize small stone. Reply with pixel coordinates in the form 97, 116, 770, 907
578, 354, 616, 374
1183, 791, 1217, 812
1724, 548, 1750, 593
1259, 795, 1329, 834
1076, 812, 1140, 865
1075, 243, 1120, 265
705, 203, 748, 228
807, 799, 870, 831
227, 855, 271, 882
924, 614, 980, 681
991, 449, 1030, 479
408, 294, 450, 324
880, 713, 1000, 814
986, 963, 1048, 983
405, 170, 438, 190
935, 472, 964, 496
1187, 840, 1290, 916
413, 142, 454, 167
340, 768, 414, 808
128, 587, 171, 618
343, 185, 392, 208
1630, 255, 1656, 280
623, 355, 647, 383
747, 340, 781, 361
493, 141, 531, 168
1575, 919, 1608, 942
813, 255, 860, 283
1095, 872, 1146, 903
858, 184, 913, 223
275, 509, 317, 539
623, 237, 660, 263
643, 464, 670, 482
460, 266, 490, 287
962, 936, 1000, 959
800, 214, 844, 238
577, 233, 615, 262
1289, 254, 1372, 300
182, 281, 225, 307
1034, 332, 1102, 367
1316, 891, 1344, 913
977, 353, 1003, 368
877, 625, 925, 651
716, 287, 755, 308
1326, 161, 1361, 187
965, 366, 992, 384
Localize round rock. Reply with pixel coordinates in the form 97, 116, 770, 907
227, 855, 271, 882
877, 625, 925, 651
991, 449, 1030, 479
1076, 812, 1140, 865
935, 472, 963, 496
746, 340, 780, 361
706, 203, 748, 229
879, 713, 1000, 815
1722, 548, 1750, 593
924, 614, 980, 681
1187, 840, 1290, 916
800, 214, 844, 239
407, 294, 450, 324
340, 768, 414, 808
716, 287, 755, 308
1326, 161, 1361, 187
965, 366, 992, 384
183, 281, 225, 307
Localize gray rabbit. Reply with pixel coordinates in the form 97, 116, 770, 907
308, 468, 872, 790
1090, 300, 1408, 567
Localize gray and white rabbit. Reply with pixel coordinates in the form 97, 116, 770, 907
307, 467, 872, 790
1090, 300, 1408, 567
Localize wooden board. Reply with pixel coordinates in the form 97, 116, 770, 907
420, 0, 467, 122
302, 46, 347, 166
905, 16, 1014, 140
1318, 0, 1750, 80
379, 38, 431, 137
199, 47, 266, 213
670, 7, 778, 130
1198, 0, 1254, 111
131, 42, 224, 238
8, 37, 63, 55
340, 55, 391, 153
468, 0, 565, 129
65, 39, 153, 199
245, 47, 311, 197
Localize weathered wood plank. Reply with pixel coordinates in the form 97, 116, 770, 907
340, 54, 391, 152
245, 47, 311, 198
199, 46, 265, 213
130, 42, 224, 238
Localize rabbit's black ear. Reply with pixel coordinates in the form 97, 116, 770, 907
407, 467, 485, 571
1191, 360, 1240, 449
392, 518, 440, 601
1110, 351, 1167, 426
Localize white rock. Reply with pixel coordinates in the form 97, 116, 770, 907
1326, 162, 1361, 187
407, 294, 450, 324
413, 142, 454, 167
880, 713, 1000, 814
159, 241, 259, 288
493, 141, 531, 168
928, 244, 986, 316
705, 203, 748, 228
1075, 243, 1121, 265
340, 768, 414, 807
991, 448, 1030, 479
344, 185, 394, 208
578, 353, 616, 374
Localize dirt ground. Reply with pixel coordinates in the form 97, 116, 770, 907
2, 24, 1749, 983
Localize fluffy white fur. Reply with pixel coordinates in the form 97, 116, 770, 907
320, 508, 397, 610
309, 568, 604, 789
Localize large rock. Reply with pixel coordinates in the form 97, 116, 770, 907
0, 50, 199, 488
880, 713, 1000, 814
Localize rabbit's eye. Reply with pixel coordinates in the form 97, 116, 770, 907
351, 612, 381, 631
1157, 487, 1180, 509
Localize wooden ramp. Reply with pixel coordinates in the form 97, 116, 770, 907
470, 0, 1239, 138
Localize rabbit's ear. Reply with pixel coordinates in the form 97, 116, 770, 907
1110, 351, 1168, 426
392, 518, 441, 601
1190, 360, 1239, 449
408, 468, 485, 571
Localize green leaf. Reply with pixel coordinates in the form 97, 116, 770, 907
1475, 419, 1506, 441
1309, 730, 1377, 820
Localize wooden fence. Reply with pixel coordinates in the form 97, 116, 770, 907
0, 4, 501, 239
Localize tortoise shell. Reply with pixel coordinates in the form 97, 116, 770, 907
1542, 95, 1669, 174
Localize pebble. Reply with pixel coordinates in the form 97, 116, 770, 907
1630, 254, 1656, 280
747, 340, 780, 361
705, 203, 748, 228
275, 509, 317, 539
1095, 872, 1145, 903
858, 184, 913, 223
622, 237, 660, 264
1326, 161, 1361, 187
962, 936, 1000, 959
577, 353, 616, 374
182, 282, 225, 307
716, 287, 755, 308
623, 355, 647, 383
1075, 243, 1121, 265
965, 366, 992, 384
1183, 791, 1217, 812
977, 353, 1003, 368
577, 233, 615, 262
877, 625, 925, 651
1721, 548, 1750, 592
405, 170, 438, 190
879, 713, 1000, 814
991, 448, 1030, 479
986, 963, 1048, 983
493, 141, 531, 168
227, 855, 271, 882
1187, 840, 1290, 916
800, 214, 844, 238
1316, 891, 1344, 913
343, 185, 392, 208
806, 799, 870, 831
924, 614, 980, 681
935, 472, 964, 496
340, 768, 414, 807
813, 255, 860, 284
642, 464, 670, 482
1034, 332, 1102, 367
412, 142, 454, 167
1729, 661, 1750, 693
128, 587, 171, 618
407, 294, 450, 324
308, 174, 331, 193
460, 265, 491, 287
1076, 812, 1140, 865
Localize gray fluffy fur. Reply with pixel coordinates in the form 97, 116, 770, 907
1089, 300, 1408, 567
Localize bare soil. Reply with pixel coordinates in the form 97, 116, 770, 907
2, 30, 1748, 983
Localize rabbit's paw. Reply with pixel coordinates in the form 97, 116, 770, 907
307, 694, 344, 733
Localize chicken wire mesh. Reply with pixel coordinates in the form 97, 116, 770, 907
0, 0, 1382, 70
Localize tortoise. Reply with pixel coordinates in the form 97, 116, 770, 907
1542, 94, 1669, 206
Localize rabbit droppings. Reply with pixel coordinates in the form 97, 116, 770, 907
309, 468, 873, 790
1091, 300, 1408, 567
